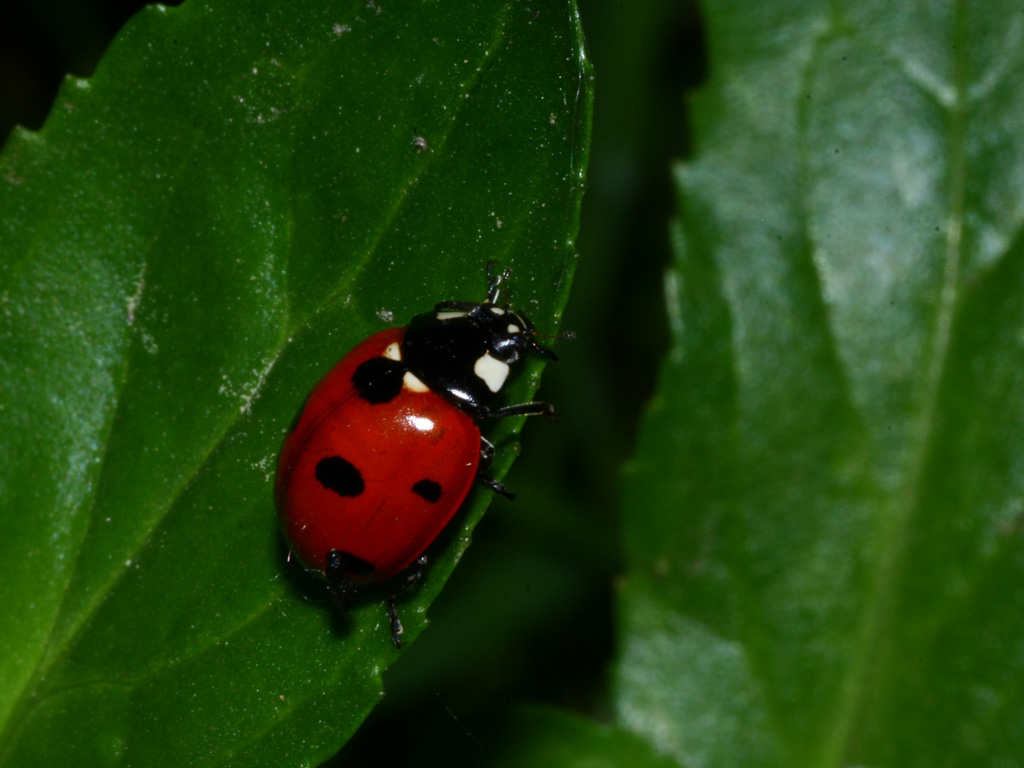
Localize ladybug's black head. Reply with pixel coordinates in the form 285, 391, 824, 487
475, 261, 558, 363
463, 302, 558, 365
401, 265, 558, 419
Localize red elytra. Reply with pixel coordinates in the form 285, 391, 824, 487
275, 264, 560, 647
275, 327, 481, 584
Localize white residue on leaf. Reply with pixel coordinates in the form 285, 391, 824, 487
126, 263, 146, 325
221, 356, 278, 415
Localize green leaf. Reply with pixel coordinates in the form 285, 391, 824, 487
0, 0, 591, 764
617, 2, 1024, 767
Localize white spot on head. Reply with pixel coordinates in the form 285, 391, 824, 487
474, 352, 509, 393
404, 371, 429, 392
507, 324, 520, 334
436, 310, 468, 321
383, 342, 402, 361
489, 307, 506, 315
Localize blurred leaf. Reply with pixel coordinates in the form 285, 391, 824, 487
616, 2, 1024, 767
0, 0, 591, 764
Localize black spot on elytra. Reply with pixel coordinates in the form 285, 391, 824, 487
327, 548, 375, 577
411, 478, 442, 503
351, 357, 405, 404
316, 456, 365, 497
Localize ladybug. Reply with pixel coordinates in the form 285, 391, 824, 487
275, 263, 558, 646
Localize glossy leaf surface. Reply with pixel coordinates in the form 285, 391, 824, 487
0, 0, 590, 764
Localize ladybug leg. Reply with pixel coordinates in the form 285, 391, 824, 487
477, 436, 515, 500
478, 474, 515, 500
325, 549, 355, 611
387, 555, 428, 648
485, 260, 511, 303
434, 263, 511, 312
482, 400, 556, 420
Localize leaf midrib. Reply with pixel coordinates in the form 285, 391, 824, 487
828, 2, 969, 763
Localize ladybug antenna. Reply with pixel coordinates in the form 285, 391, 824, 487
534, 329, 577, 342
529, 329, 572, 361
